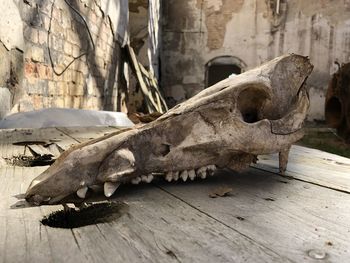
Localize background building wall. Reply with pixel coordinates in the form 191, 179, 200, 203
0, 0, 128, 118
161, 0, 350, 121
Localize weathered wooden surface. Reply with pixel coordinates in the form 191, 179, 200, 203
1, 127, 350, 262
255, 145, 350, 193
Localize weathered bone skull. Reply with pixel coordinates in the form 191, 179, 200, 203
25, 54, 313, 205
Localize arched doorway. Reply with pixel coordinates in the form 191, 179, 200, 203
205, 56, 246, 88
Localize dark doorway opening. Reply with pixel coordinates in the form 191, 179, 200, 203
205, 56, 246, 88
207, 64, 241, 87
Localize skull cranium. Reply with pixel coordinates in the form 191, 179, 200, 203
25, 54, 313, 205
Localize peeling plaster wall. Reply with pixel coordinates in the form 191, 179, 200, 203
162, 0, 350, 121
0, 0, 128, 118
0, 0, 24, 51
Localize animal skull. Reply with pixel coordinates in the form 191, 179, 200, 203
25, 54, 313, 205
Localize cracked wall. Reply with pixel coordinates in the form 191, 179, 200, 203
162, 0, 350, 121
0, 0, 128, 118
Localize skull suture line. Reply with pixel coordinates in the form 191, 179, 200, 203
25, 54, 313, 205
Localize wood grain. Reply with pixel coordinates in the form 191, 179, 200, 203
1, 127, 350, 262
0, 167, 286, 263
57, 126, 121, 143
256, 145, 350, 193
156, 169, 350, 262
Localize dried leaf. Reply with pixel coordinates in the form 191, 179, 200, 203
209, 186, 233, 198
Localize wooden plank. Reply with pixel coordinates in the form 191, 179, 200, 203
139, 62, 151, 79
127, 45, 158, 112
0, 127, 288, 262
27, 143, 63, 158
0, 166, 51, 263
40, 204, 95, 263
0, 128, 78, 168
2, 128, 350, 262
14, 167, 53, 263
0, 166, 93, 263
75, 184, 289, 263
0, 128, 74, 145
255, 145, 350, 193
19, 166, 88, 263
0, 167, 288, 262
0, 142, 285, 262
23, 128, 78, 151
0, 128, 89, 262
156, 169, 350, 262
138, 62, 168, 112
57, 126, 121, 143
0, 129, 28, 160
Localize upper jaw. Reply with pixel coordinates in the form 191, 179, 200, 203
25, 189, 86, 205
25, 177, 107, 205
25, 178, 79, 205
25, 193, 52, 206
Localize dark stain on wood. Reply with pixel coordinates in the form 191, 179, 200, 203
5, 154, 55, 167
41, 202, 129, 229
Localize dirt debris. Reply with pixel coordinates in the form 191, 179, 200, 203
209, 186, 233, 198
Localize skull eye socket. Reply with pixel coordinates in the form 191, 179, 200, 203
237, 87, 270, 123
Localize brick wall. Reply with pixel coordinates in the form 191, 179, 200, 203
2, 0, 125, 115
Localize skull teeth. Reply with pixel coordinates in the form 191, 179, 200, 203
78, 166, 217, 198
131, 177, 142, 184
142, 174, 154, 183
196, 167, 207, 179
104, 182, 120, 197
207, 165, 217, 176
77, 186, 88, 198
77, 165, 217, 199
180, 170, 188, 182
188, 170, 196, 180
166, 171, 173, 182
173, 171, 179, 181
147, 174, 154, 183
163, 165, 217, 182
